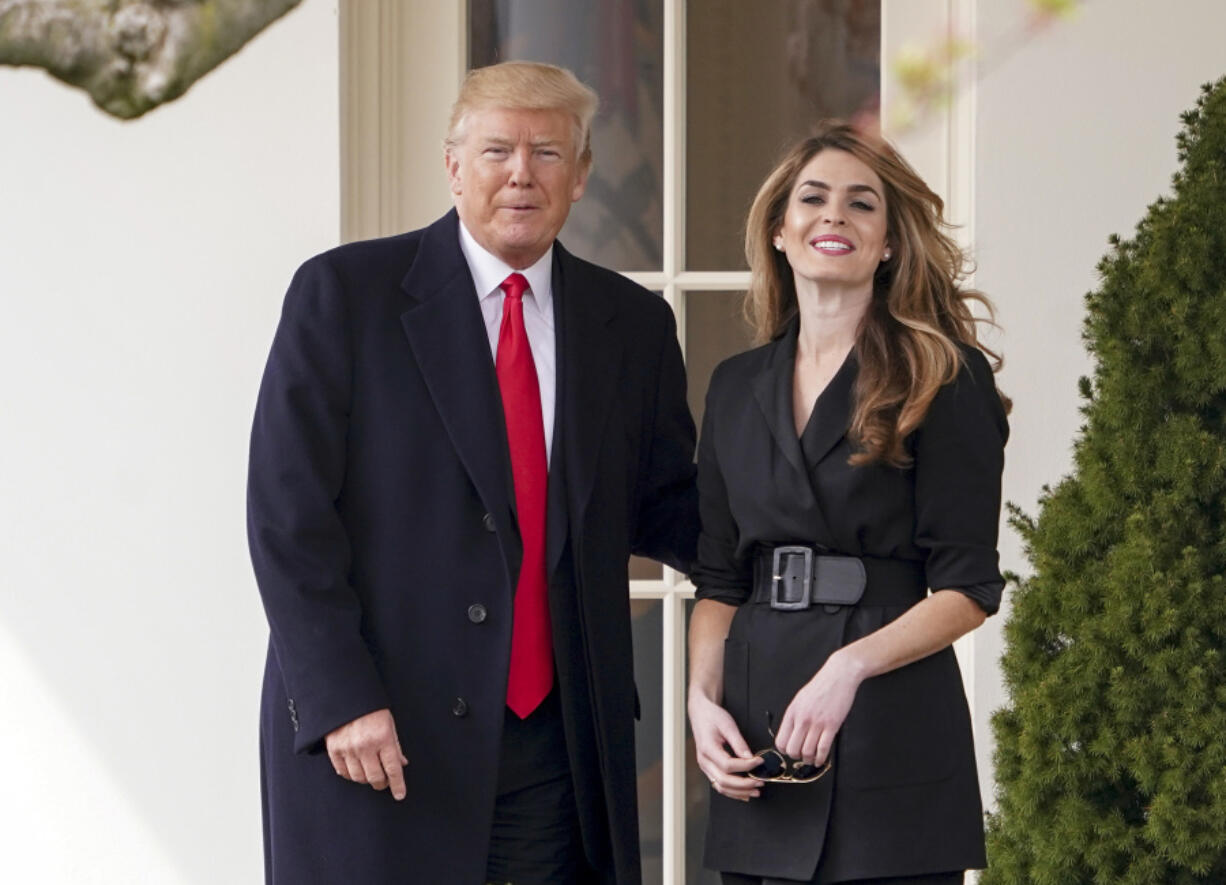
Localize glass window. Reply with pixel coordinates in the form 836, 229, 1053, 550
630, 289, 669, 581
469, 0, 665, 271
630, 555, 665, 580
686, 0, 881, 270
630, 598, 665, 883
685, 291, 755, 430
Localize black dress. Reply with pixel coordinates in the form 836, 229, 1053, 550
693, 323, 1008, 883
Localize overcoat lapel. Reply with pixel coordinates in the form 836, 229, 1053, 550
553, 244, 619, 565
544, 251, 571, 576
398, 211, 517, 553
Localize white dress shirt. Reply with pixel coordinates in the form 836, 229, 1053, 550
458, 221, 557, 466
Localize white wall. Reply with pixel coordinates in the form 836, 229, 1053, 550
0, 2, 339, 882
973, 0, 1226, 806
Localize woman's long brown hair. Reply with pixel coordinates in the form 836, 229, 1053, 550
743, 121, 1009, 467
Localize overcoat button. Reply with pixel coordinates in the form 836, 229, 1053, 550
467, 603, 487, 623
452, 697, 468, 717
482, 513, 496, 532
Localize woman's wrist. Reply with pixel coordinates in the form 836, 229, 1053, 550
828, 644, 873, 685
687, 682, 720, 710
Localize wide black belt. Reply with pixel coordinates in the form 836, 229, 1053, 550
751, 544, 926, 611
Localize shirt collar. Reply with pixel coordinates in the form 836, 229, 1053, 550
458, 221, 554, 313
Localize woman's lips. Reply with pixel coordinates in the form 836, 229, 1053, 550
810, 235, 854, 254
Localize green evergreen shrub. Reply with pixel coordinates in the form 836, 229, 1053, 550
984, 77, 1226, 885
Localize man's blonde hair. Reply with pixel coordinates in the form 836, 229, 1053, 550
444, 61, 599, 166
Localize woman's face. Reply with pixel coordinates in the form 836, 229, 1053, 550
774, 149, 890, 295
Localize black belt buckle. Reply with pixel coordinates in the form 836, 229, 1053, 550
770, 546, 814, 611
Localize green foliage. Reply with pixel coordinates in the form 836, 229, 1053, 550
984, 78, 1226, 884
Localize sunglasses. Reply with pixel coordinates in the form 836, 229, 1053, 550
746, 712, 833, 785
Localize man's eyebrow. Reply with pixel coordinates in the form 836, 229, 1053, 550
797, 179, 881, 199
475, 135, 565, 149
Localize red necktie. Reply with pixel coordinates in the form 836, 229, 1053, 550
496, 272, 553, 718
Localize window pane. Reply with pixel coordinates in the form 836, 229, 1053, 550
684, 291, 755, 432
469, 0, 665, 271
686, 0, 881, 270
630, 289, 668, 582
630, 555, 664, 580
630, 598, 665, 884
684, 598, 722, 883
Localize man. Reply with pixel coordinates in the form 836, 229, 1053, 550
248, 61, 697, 884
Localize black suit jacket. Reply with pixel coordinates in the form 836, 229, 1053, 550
693, 322, 1008, 881
248, 210, 697, 885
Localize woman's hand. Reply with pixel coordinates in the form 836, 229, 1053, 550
774, 649, 867, 767
688, 693, 764, 801
775, 589, 986, 765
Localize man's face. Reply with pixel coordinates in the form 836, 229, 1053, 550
446, 106, 589, 269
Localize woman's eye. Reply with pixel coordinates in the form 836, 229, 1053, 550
801, 194, 824, 205
851, 200, 874, 211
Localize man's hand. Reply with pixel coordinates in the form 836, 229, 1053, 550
324, 708, 408, 800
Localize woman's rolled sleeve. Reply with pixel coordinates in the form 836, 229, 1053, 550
913, 347, 1009, 614
691, 372, 753, 605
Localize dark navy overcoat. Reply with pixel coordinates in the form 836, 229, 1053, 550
247, 210, 697, 884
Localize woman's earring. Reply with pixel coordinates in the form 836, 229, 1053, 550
773, 238, 784, 252
882, 249, 892, 262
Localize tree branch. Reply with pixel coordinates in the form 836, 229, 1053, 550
0, 0, 303, 119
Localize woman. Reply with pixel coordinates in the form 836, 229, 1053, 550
688, 121, 1009, 885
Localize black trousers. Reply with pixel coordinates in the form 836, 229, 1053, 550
721, 873, 964, 885
485, 690, 589, 885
